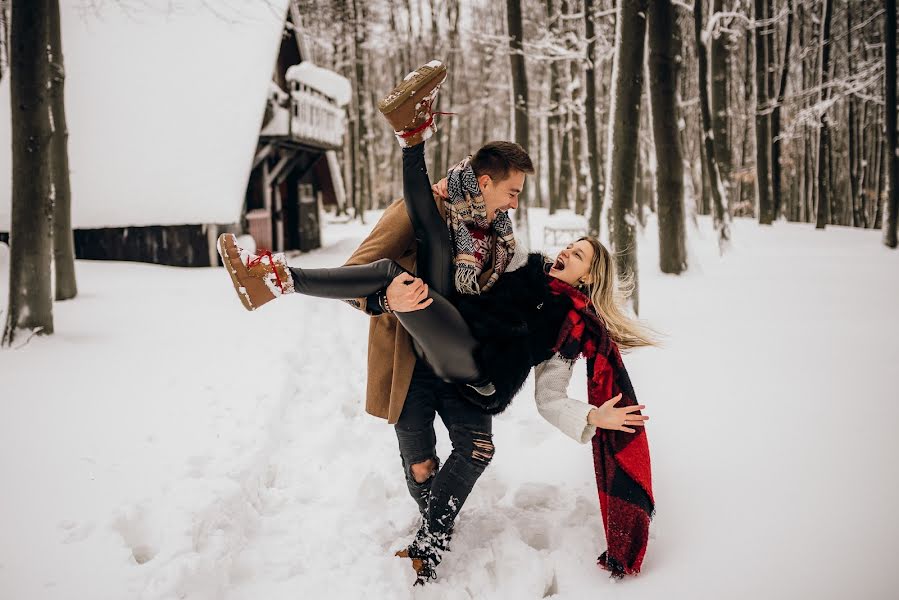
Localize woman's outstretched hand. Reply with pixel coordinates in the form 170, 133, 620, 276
386, 273, 433, 312
431, 178, 449, 199
587, 394, 648, 433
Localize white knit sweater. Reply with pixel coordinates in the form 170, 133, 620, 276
506, 242, 596, 444
534, 355, 596, 444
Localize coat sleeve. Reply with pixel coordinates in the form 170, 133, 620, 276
534, 354, 597, 444
341, 198, 416, 315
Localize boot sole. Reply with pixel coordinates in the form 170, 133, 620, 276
217, 233, 255, 312
377, 62, 447, 116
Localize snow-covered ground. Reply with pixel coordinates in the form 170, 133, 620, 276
1, 213, 897, 600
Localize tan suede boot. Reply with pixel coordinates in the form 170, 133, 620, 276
217, 233, 294, 311
377, 60, 448, 147
394, 548, 433, 585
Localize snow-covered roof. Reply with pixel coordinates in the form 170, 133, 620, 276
0, 0, 291, 229
285, 62, 352, 107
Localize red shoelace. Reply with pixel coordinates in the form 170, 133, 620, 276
246, 250, 285, 294
400, 96, 455, 140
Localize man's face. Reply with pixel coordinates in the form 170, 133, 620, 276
479, 170, 526, 223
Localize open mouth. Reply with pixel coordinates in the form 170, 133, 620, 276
553, 258, 565, 271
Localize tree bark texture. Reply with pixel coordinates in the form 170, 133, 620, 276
696, 0, 731, 243
815, 0, 833, 229
771, 0, 793, 220
883, 0, 898, 247
507, 0, 531, 234
584, 0, 603, 236
604, 0, 648, 313
3, 0, 55, 346
648, 0, 687, 273
755, 0, 773, 223
48, 0, 76, 301
710, 0, 731, 197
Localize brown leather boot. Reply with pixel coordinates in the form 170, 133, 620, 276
394, 548, 434, 586
217, 233, 294, 311
377, 60, 448, 147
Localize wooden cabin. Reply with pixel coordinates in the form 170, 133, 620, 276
0, 2, 349, 266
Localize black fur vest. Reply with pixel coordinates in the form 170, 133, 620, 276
455, 253, 574, 414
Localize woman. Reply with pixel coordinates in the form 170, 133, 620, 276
218, 61, 656, 583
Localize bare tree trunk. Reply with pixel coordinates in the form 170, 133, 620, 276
875, 131, 886, 229
559, 122, 573, 209
884, 0, 898, 247
815, 0, 834, 229
351, 0, 369, 221
754, 0, 773, 224
0, 0, 10, 83
547, 0, 561, 213
847, 4, 858, 225
771, 0, 793, 221
47, 0, 76, 301
446, 1, 462, 175
605, 0, 648, 313
584, 0, 602, 234
710, 0, 731, 200
3, 0, 54, 346
739, 28, 753, 210
648, 0, 686, 274
507, 0, 531, 239
570, 0, 586, 217
696, 0, 730, 244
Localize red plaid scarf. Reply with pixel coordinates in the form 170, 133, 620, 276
548, 277, 654, 578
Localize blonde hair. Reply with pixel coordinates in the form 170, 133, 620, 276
578, 237, 659, 351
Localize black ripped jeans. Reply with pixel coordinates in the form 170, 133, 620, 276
286, 142, 493, 541
397, 361, 494, 533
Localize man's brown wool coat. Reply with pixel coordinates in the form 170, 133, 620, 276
343, 196, 498, 424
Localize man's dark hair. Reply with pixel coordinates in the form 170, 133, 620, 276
470, 141, 535, 183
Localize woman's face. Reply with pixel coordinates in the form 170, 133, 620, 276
548, 240, 595, 286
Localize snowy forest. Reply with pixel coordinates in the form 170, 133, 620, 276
302, 0, 899, 266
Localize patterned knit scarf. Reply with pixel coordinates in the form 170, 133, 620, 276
444, 157, 515, 294
548, 276, 655, 578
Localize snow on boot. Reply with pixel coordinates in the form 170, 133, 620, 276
377, 60, 448, 147
394, 546, 437, 586
394, 522, 451, 586
217, 233, 294, 311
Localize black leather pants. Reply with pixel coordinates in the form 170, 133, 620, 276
287, 144, 482, 384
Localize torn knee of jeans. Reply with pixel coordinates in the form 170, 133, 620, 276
470, 431, 494, 465
410, 457, 438, 484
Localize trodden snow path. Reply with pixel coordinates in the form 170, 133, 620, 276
1, 213, 897, 599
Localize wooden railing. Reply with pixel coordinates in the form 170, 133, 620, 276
289, 85, 346, 149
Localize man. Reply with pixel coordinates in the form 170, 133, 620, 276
342, 62, 534, 584
344, 145, 533, 578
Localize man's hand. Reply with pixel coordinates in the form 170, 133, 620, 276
385, 273, 433, 312
587, 394, 648, 433
431, 177, 449, 199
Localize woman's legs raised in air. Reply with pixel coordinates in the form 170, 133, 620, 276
218, 232, 484, 386
401, 142, 454, 298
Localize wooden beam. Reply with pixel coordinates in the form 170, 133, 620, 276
265, 150, 298, 187
253, 143, 274, 169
